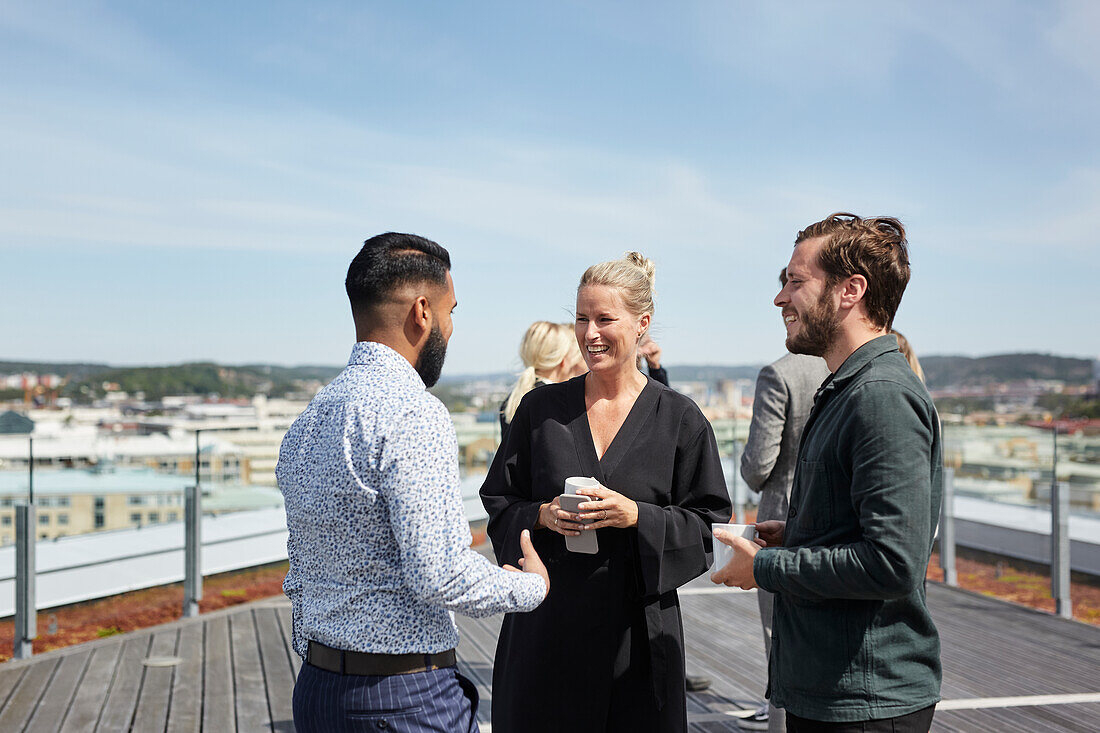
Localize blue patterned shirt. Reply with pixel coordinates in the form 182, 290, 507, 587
278, 341, 545, 657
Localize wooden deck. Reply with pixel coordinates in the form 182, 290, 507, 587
1, 581, 1098, 731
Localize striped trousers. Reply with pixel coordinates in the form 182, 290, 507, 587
292, 662, 480, 733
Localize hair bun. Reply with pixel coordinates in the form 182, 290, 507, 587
579, 253, 657, 317
623, 251, 656, 288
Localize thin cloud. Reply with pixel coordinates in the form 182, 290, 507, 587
1045, 0, 1100, 88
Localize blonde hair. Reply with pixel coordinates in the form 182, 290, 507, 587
502, 321, 578, 423
891, 329, 925, 384
578, 251, 656, 320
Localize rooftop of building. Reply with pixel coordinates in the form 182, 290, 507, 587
0, 468, 190, 497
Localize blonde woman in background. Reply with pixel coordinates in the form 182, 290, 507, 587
481, 253, 730, 733
891, 329, 925, 383
499, 321, 585, 438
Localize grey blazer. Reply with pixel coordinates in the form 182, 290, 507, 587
740, 353, 830, 522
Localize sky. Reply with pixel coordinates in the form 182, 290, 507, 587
2, 1, 1098, 375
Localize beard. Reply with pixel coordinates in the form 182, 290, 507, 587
415, 323, 448, 388
786, 289, 840, 357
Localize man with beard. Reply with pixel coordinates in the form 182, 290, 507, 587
278, 232, 549, 733
712, 214, 942, 733
737, 269, 830, 732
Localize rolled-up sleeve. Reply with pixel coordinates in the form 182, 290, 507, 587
382, 400, 546, 615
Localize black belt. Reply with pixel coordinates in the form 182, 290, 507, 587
307, 640, 456, 676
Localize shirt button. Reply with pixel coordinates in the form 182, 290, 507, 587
787, 505, 797, 518
377, 720, 388, 729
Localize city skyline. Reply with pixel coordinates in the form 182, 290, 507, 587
3, 2, 1098, 375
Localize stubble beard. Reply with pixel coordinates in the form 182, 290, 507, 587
786, 289, 840, 358
415, 324, 448, 388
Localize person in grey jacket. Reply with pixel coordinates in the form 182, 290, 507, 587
714, 213, 942, 732
740, 275, 829, 731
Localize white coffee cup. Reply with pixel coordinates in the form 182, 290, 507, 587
711, 523, 756, 574
562, 477, 601, 554
564, 476, 600, 494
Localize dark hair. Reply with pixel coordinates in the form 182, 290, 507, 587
795, 213, 910, 330
345, 232, 451, 312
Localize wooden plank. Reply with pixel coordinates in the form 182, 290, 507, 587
231, 609, 272, 733
203, 615, 235, 733
0, 580, 1091, 733
680, 594, 768, 707
25, 650, 92, 733
255, 607, 296, 729
0, 657, 60, 731
1017, 702, 1100, 733
929, 585, 1098, 669
130, 629, 179, 733
0, 665, 27, 711
454, 614, 500, 691
934, 603, 1097, 700
60, 643, 123, 733
166, 621, 203, 733
454, 615, 502, 725
96, 634, 152, 732
276, 605, 301, 678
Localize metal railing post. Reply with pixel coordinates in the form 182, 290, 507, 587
731, 440, 745, 524
183, 431, 202, 617
939, 466, 957, 586
15, 503, 37, 659
1051, 480, 1072, 619
28, 436, 34, 503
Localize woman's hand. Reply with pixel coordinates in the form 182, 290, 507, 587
575, 483, 639, 529
536, 496, 583, 536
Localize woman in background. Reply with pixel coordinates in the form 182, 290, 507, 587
499, 321, 585, 437
482, 253, 730, 733
892, 329, 926, 383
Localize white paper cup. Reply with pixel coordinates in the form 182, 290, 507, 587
711, 523, 756, 573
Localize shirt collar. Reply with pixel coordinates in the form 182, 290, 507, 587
832, 334, 899, 384
347, 341, 425, 389
814, 334, 899, 402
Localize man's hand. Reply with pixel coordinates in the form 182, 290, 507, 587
754, 520, 786, 547
709, 529, 760, 590
503, 529, 549, 594
638, 338, 662, 370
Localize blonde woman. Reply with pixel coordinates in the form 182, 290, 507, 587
481, 253, 731, 733
499, 321, 585, 437
891, 329, 926, 383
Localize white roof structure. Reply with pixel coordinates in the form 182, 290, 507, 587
0, 431, 239, 462
0, 507, 290, 617
0, 467, 190, 496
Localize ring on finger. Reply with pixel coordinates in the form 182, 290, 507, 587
601, 510, 608, 520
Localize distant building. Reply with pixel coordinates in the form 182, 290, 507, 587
0, 468, 283, 545
0, 411, 33, 435
0, 469, 188, 544
0, 430, 244, 481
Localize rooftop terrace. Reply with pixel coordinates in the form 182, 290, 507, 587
0, 576, 1097, 732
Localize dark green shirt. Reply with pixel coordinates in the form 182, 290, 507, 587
753, 335, 942, 722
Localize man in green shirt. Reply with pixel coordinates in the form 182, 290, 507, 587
713, 213, 942, 732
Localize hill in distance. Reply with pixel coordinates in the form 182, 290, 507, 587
2, 352, 1094, 400
0, 361, 342, 401
670, 354, 1094, 390
920, 353, 1093, 389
